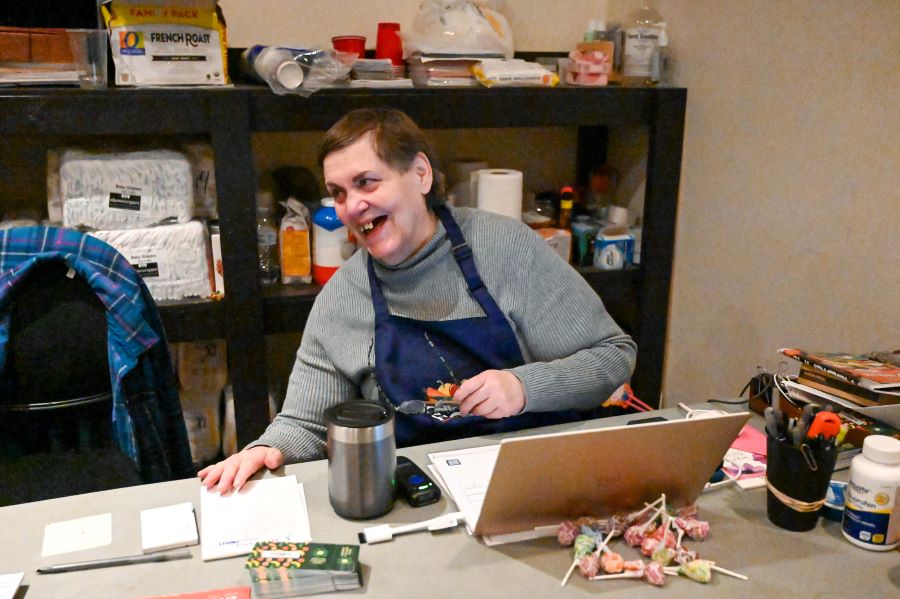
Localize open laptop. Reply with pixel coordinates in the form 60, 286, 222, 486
430, 411, 749, 541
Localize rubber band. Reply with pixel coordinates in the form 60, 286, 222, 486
764, 477, 826, 512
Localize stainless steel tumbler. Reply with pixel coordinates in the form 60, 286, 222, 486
326, 401, 396, 519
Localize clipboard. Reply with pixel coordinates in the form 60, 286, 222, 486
472, 412, 750, 537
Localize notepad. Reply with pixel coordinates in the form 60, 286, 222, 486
200, 475, 312, 561
140, 502, 199, 553
41, 513, 112, 557
0, 573, 24, 599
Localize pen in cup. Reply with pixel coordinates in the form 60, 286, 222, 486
36, 549, 192, 574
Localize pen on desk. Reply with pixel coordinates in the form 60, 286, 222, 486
36, 549, 192, 574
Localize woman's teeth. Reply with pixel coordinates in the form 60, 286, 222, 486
360, 222, 374, 235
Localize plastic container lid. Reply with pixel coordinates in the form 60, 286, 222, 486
321, 197, 335, 208
862, 435, 900, 465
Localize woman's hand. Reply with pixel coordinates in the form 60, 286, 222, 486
198, 445, 285, 494
455, 370, 525, 418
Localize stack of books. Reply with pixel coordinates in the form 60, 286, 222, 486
244, 541, 362, 598
780, 349, 900, 407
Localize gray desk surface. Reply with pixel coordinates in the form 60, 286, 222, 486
2, 407, 898, 598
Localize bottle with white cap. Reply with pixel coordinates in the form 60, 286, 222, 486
312, 197, 353, 287
842, 434, 900, 550
239, 45, 305, 92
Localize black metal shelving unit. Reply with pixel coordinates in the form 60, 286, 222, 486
0, 84, 686, 447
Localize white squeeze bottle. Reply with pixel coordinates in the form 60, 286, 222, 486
622, 3, 663, 86
842, 435, 900, 550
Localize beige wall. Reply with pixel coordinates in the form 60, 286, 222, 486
222, 1, 900, 407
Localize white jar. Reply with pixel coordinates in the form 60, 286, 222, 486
841, 435, 900, 550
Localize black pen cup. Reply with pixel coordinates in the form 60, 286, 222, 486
765, 436, 838, 531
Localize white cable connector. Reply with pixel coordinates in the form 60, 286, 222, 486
358, 512, 466, 544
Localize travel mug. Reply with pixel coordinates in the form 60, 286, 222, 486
326, 400, 396, 519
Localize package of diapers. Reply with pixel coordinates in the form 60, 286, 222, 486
90, 220, 212, 301
60, 149, 194, 230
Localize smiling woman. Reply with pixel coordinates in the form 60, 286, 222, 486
199, 107, 637, 494
321, 127, 437, 266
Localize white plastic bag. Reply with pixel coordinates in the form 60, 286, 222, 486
405, 1, 514, 59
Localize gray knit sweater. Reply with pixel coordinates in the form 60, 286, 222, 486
252, 206, 637, 462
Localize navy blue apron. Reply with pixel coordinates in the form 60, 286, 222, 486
368, 205, 595, 447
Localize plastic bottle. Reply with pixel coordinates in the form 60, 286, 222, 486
256, 192, 280, 285
312, 197, 350, 286
279, 197, 312, 284
239, 45, 306, 92
842, 435, 900, 551
558, 186, 576, 230
622, 4, 664, 86
650, 23, 670, 85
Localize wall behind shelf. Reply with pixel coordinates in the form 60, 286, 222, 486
225, 0, 900, 408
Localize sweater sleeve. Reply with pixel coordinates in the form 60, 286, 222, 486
250, 292, 359, 462
505, 227, 637, 413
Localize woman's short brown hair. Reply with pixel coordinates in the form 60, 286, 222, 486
317, 107, 446, 209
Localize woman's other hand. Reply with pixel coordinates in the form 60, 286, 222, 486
198, 445, 285, 494
455, 370, 526, 418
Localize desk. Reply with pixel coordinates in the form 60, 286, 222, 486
2, 408, 897, 598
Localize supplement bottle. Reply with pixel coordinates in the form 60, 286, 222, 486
842, 435, 900, 550
256, 192, 280, 285
622, 4, 663, 86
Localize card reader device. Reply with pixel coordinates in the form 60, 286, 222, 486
395, 456, 441, 507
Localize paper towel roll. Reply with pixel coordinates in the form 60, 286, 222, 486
471, 169, 523, 221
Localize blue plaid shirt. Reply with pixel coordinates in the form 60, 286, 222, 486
0, 226, 193, 482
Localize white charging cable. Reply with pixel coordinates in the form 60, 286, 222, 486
359, 511, 466, 544
677, 402, 730, 420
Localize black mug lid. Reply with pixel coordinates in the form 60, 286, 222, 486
325, 400, 393, 428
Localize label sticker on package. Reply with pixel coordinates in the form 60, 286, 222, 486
126, 247, 170, 279
107, 184, 148, 211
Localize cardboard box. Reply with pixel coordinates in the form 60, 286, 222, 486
0, 27, 74, 63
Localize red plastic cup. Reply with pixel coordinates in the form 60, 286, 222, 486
332, 35, 366, 58
374, 22, 402, 65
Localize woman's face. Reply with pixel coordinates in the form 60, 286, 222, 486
323, 132, 437, 266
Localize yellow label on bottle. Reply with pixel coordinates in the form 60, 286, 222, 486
281, 228, 311, 277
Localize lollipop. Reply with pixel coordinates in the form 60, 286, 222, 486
674, 546, 698, 565
674, 517, 710, 541
651, 543, 676, 566
561, 534, 596, 586
640, 536, 659, 557
665, 559, 748, 582
605, 514, 628, 536
644, 561, 667, 586
557, 521, 578, 546
589, 560, 645, 582
578, 552, 601, 578
600, 550, 625, 573
624, 524, 645, 547
665, 559, 711, 583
